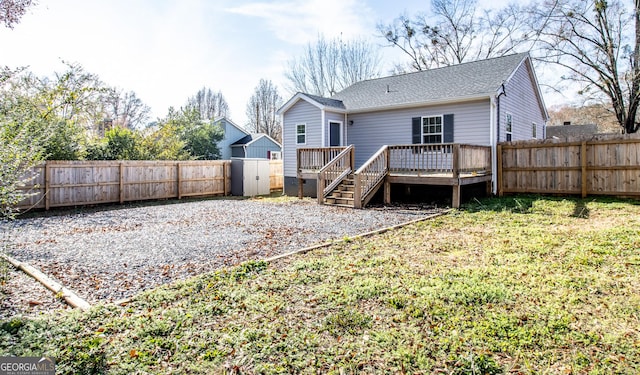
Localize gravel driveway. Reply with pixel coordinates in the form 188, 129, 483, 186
1, 197, 442, 318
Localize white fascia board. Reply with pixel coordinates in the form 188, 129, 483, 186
277, 92, 347, 115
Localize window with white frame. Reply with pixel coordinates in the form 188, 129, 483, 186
296, 124, 306, 144
506, 113, 513, 141
268, 151, 282, 160
422, 115, 443, 144
532, 122, 537, 138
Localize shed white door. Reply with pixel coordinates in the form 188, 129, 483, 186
243, 159, 270, 196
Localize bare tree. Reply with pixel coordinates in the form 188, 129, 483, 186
246, 79, 283, 142
0, 0, 36, 29
185, 87, 229, 120
104, 89, 151, 129
285, 34, 381, 97
379, 0, 538, 70
532, 0, 640, 134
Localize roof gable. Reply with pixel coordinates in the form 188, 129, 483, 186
277, 92, 346, 115
332, 53, 529, 112
213, 117, 250, 137
231, 133, 282, 148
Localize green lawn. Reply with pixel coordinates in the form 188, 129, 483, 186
1, 196, 639, 374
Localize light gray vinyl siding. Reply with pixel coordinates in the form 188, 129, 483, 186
499, 61, 546, 142
245, 136, 282, 159
282, 100, 322, 177
217, 119, 250, 160
346, 99, 490, 167
325, 111, 346, 146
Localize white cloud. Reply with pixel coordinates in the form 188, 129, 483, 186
226, 0, 376, 45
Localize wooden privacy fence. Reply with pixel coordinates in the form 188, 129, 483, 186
269, 160, 284, 191
17, 160, 232, 210
498, 134, 640, 197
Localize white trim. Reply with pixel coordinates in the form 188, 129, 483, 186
344, 113, 348, 144
328, 120, 344, 146
420, 115, 444, 144
296, 123, 307, 145
277, 92, 347, 115
321, 110, 326, 147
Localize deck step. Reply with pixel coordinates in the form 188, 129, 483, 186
323, 174, 357, 208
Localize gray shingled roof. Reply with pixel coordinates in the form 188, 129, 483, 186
303, 93, 346, 109
231, 134, 254, 146
332, 53, 528, 111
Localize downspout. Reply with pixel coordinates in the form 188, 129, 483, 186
492, 83, 507, 194
497, 83, 506, 142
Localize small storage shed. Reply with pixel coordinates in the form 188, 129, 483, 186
231, 134, 282, 159
231, 158, 271, 197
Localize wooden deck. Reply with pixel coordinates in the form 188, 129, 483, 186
297, 144, 493, 208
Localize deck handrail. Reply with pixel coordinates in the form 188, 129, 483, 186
458, 144, 492, 174
354, 145, 389, 208
297, 147, 347, 174
388, 144, 455, 176
317, 145, 355, 203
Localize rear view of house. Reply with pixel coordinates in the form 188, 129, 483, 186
278, 53, 548, 207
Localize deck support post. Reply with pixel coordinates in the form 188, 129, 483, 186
297, 178, 303, 199
384, 178, 391, 205
317, 173, 324, 204
354, 174, 362, 209
452, 184, 461, 208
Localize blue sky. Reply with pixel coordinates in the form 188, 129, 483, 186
1, 0, 535, 127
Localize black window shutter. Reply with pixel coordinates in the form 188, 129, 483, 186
412, 117, 421, 144
443, 114, 454, 143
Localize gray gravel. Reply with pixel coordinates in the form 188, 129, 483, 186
1, 197, 442, 316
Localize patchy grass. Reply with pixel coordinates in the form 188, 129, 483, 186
1, 196, 639, 374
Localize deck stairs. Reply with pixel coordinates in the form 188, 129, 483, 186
323, 174, 356, 207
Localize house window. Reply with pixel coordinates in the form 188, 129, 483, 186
506, 113, 513, 141
532, 122, 537, 139
296, 124, 306, 145
422, 115, 443, 144
269, 151, 281, 160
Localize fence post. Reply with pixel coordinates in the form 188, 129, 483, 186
497, 144, 503, 197
224, 162, 231, 196
119, 162, 124, 204
581, 141, 587, 198
44, 162, 50, 211
177, 162, 182, 200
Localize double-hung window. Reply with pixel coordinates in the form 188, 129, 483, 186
422, 115, 443, 144
506, 113, 513, 141
296, 124, 306, 145
532, 122, 537, 139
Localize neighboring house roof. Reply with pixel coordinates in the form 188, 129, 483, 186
230, 133, 282, 148
278, 53, 548, 119
213, 117, 250, 137
546, 124, 599, 139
